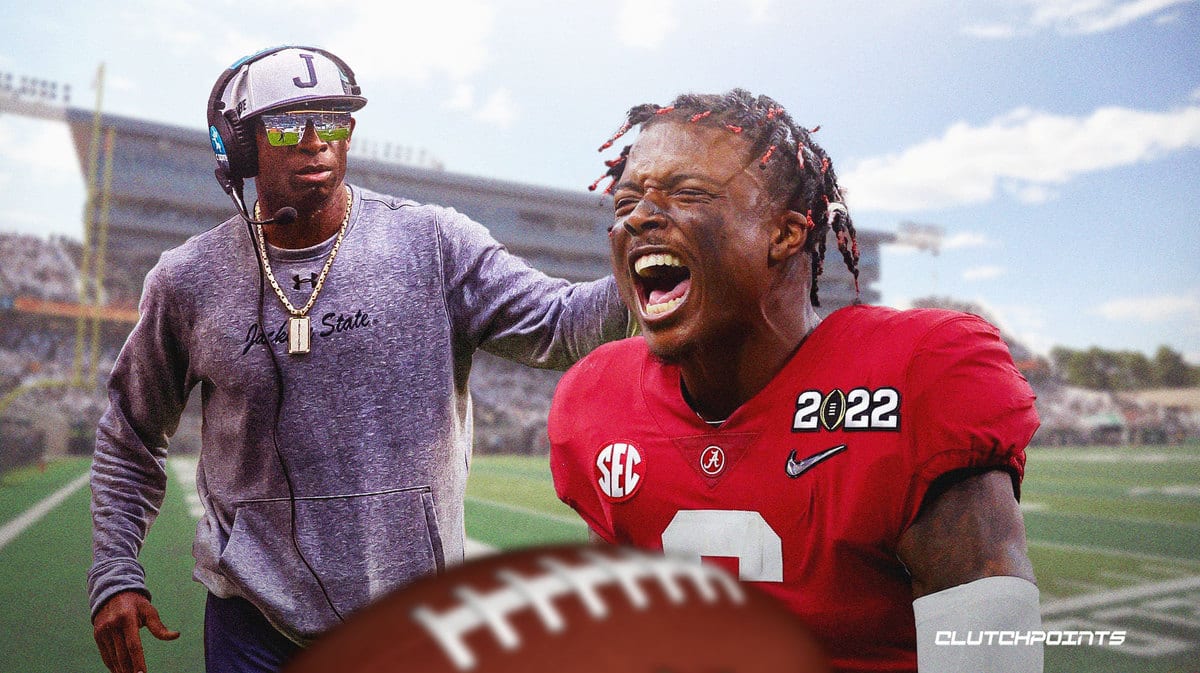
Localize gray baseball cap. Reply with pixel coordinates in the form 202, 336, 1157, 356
220, 47, 366, 120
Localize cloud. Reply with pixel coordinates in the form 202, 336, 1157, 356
0, 117, 79, 175
612, 0, 781, 43
0, 117, 85, 238
1093, 294, 1200, 322
962, 265, 1007, 281
0, 208, 44, 229
1006, 182, 1058, 204
888, 227, 995, 254
994, 303, 1056, 357
332, 2, 496, 83
841, 103, 1200, 212
961, 23, 1019, 38
926, 296, 1055, 356
443, 84, 474, 111
440, 85, 518, 128
107, 74, 137, 93
116, 0, 498, 82
943, 231, 998, 250
1027, 0, 1195, 34
969, 299, 1056, 356
745, 0, 772, 22
962, 0, 1196, 37
116, 1, 206, 55
616, 0, 679, 48
474, 88, 519, 128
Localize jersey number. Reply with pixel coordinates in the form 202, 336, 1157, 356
660, 510, 783, 582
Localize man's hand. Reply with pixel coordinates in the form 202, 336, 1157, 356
93, 590, 180, 673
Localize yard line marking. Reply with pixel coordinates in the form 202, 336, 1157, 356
1139, 563, 1190, 578
1099, 569, 1164, 584
168, 457, 204, 518
1028, 539, 1200, 566
464, 538, 497, 559
1028, 450, 1200, 463
1053, 579, 1110, 594
0, 472, 90, 552
1129, 484, 1200, 498
1041, 575, 1200, 617
1026, 509, 1200, 532
465, 495, 587, 527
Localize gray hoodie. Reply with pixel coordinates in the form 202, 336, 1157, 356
87, 185, 628, 644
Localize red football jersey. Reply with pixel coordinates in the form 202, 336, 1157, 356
549, 306, 1039, 673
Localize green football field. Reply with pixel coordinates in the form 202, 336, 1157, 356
1, 444, 1197, 673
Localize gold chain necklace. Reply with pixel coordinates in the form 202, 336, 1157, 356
253, 185, 352, 355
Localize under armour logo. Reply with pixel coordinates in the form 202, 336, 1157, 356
293, 272, 318, 290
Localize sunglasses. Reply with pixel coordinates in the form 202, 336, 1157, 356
261, 110, 352, 146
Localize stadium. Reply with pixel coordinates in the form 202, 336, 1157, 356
2, 88, 1198, 673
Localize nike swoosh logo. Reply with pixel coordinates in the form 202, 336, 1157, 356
785, 444, 847, 478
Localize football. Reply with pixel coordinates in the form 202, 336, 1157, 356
820, 389, 846, 431
284, 544, 830, 673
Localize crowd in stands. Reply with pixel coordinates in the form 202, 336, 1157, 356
468, 351, 563, 454
0, 234, 118, 450
1, 233, 1195, 463
1033, 381, 1196, 445
0, 233, 79, 302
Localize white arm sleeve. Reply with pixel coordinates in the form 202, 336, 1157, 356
913, 576, 1043, 673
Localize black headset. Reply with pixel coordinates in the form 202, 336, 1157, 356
206, 45, 362, 180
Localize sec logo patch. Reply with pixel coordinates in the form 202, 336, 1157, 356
595, 442, 644, 502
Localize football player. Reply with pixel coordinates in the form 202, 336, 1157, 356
550, 90, 1043, 672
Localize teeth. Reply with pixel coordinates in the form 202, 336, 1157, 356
645, 297, 683, 315
634, 253, 683, 276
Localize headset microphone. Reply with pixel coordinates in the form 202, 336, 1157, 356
262, 206, 297, 226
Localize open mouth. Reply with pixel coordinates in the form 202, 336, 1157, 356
633, 252, 692, 318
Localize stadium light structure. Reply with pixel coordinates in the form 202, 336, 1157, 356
0, 72, 72, 122
0, 72, 70, 103
895, 221, 944, 256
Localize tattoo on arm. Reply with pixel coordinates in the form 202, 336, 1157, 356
897, 469, 1036, 599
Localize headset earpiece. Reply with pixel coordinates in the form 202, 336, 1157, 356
223, 108, 259, 179
206, 45, 362, 181
207, 59, 257, 180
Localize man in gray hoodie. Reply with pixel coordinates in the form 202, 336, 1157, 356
88, 46, 631, 673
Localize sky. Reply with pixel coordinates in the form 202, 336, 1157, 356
1, 0, 1198, 364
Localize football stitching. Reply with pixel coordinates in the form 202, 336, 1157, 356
410, 548, 745, 670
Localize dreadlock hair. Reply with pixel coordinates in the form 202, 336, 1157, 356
591, 89, 859, 307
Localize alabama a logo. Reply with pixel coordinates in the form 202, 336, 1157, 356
595, 441, 644, 502
699, 445, 725, 477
